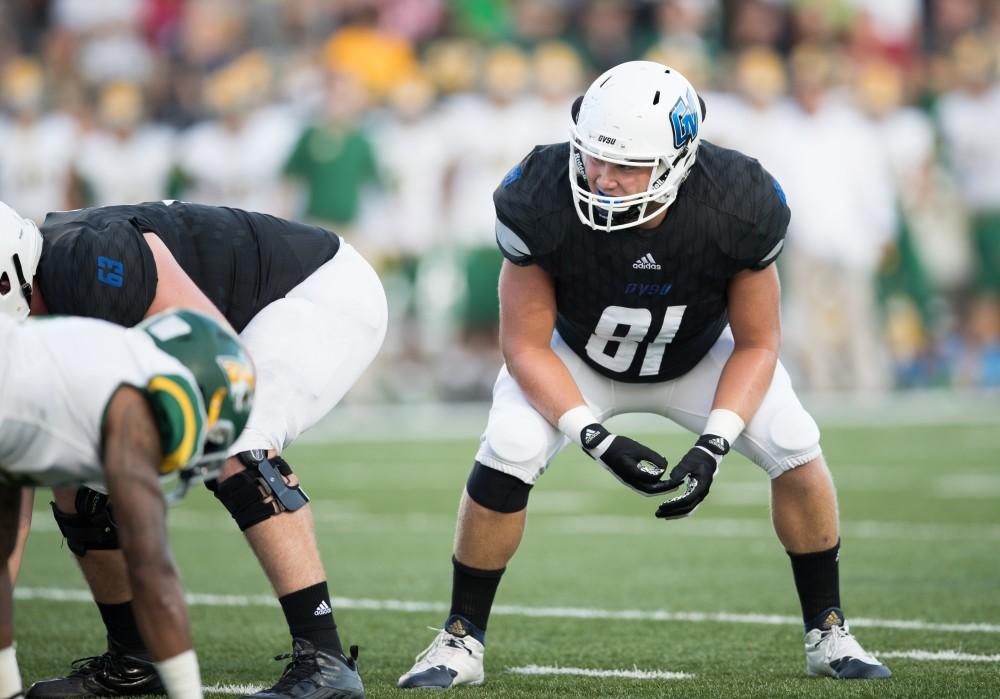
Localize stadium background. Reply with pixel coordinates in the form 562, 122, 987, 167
5, 2, 999, 697
2, 0, 999, 400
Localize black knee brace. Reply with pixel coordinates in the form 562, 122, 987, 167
211, 451, 310, 531
465, 461, 532, 513
50, 487, 119, 556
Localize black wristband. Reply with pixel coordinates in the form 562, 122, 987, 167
580, 423, 610, 450
696, 434, 730, 457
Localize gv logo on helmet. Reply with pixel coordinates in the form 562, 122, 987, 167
597, 135, 617, 145
670, 89, 699, 149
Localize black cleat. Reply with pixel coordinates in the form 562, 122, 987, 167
240, 640, 364, 699
26, 638, 165, 698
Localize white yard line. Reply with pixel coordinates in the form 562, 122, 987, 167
508, 664, 693, 680
27, 513, 1000, 542
198, 652, 998, 694
202, 685, 263, 695
15, 587, 1000, 634
876, 650, 1000, 663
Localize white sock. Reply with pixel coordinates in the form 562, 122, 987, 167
153, 650, 202, 699
0, 646, 22, 699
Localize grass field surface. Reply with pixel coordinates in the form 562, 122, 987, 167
14, 418, 1000, 698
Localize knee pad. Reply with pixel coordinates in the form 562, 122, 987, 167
213, 451, 310, 531
769, 406, 822, 453
465, 461, 532, 513
50, 487, 119, 557
483, 412, 548, 468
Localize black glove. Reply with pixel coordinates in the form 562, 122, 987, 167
579, 423, 671, 496
655, 434, 730, 519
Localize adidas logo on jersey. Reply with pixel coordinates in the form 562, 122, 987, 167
313, 600, 333, 617
632, 253, 661, 270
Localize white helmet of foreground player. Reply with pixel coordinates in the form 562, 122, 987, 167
569, 60, 704, 231
0, 201, 43, 318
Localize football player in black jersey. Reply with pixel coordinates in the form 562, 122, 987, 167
398, 61, 890, 689
0, 201, 385, 699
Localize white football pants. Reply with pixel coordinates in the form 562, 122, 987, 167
475, 327, 822, 483
229, 241, 387, 455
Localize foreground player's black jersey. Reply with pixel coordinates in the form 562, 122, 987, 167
38, 201, 340, 332
494, 141, 789, 383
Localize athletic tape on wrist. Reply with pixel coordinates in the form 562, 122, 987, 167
557, 405, 599, 446
703, 408, 745, 445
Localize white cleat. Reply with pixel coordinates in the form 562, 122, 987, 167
805, 608, 891, 679
398, 617, 485, 690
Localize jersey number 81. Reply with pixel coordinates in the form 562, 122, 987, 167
585, 305, 687, 376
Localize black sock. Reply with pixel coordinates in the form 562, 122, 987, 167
97, 601, 145, 653
788, 540, 842, 628
450, 556, 505, 632
279, 581, 344, 655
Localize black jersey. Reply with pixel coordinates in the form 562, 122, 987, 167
494, 141, 789, 383
38, 201, 340, 332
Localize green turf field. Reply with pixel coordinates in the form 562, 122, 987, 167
14, 420, 1000, 698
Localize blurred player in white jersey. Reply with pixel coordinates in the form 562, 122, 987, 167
0, 58, 77, 220
74, 82, 176, 206
0, 309, 255, 699
176, 52, 300, 216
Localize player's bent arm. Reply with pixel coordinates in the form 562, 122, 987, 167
101, 385, 195, 663
713, 264, 782, 427
500, 262, 672, 495
141, 233, 233, 331
654, 266, 782, 519
499, 260, 586, 425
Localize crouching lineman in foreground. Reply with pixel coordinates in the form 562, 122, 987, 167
398, 61, 890, 689
0, 198, 384, 699
0, 309, 255, 699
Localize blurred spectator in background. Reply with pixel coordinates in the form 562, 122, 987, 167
177, 51, 299, 214
0, 0, 998, 397
854, 57, 941, 386
572, 0, 650, 73
322, 2, 419, 101
947, 294, 1000, 387
780, 44, 896, 392
650, 0, 720, 63
726, 0, 788, 52
52, 0, 154, 84
74, 81, 175, 206
937, 34, 1000, 297
434, 44, 539, 398
527, 40, 585, 143
0, 57, 77, 220
284, 69, 379, 239
509, 0, 572, 49
366, 73, 446, 400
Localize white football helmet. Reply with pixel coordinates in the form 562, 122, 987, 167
0, 202, 43, 318
569, 60, 704, 231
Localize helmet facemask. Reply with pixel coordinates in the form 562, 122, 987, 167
569, 132, 696, 232
138, 310, 256, 504
567, 61, 703, 232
